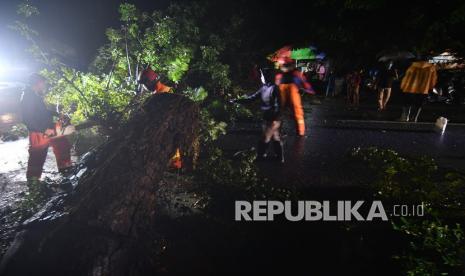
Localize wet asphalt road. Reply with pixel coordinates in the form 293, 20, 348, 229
0, 138, 66, 212
222, 97, 465, 188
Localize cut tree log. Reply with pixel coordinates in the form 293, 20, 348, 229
0, 93, 199, 276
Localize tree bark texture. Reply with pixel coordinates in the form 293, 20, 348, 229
0, 93, 199, 276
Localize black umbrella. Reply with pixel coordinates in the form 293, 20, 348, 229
377, 51, 415, 62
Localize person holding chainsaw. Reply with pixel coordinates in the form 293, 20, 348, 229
20, 74, 72, 181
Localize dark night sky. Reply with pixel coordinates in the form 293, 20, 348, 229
0, 0, 462, 75
0, 0, 312, 70
0, 0, 171, 70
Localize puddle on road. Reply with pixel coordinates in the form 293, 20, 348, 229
0, 138, 75, 180
0, 137, 81, 257
0, 138, 29, 175
0, 137, 77, 219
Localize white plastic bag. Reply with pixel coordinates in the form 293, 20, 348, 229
435, 117, 448, 134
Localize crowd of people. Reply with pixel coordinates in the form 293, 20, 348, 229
319, 57, 443, 122
19, 54, 459, 178
236, 53, 465, 162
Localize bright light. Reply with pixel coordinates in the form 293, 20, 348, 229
0, 113, 16, 124
0, 59, 8, 74
0, 56, 30, 80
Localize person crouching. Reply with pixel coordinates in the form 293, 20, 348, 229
232, 68, 284, 163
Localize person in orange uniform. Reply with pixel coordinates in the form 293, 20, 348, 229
138, 68, 181, 169
275, 60, 315, 136
20, 74, 73, 181
138, 67, 173, 94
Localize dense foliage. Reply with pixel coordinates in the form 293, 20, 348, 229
13, 1, 252, 140
351, 147, 465, 275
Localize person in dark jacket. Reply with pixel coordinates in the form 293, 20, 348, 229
232, 68, 284, 162
20, 74, 72, 181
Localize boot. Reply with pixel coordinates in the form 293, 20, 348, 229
272, 141, 285, 163
26, 177, 41, 189
410, 107, 422, 123
58, 166, 74, 177
256, 141, 269, 161
399, 106, 411, 122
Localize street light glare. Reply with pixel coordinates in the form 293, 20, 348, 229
0, 59, 8, 73
0, 55, 30, 81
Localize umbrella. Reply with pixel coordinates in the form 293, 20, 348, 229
291, 48, 316, 60
269, 46, 317, 64
269, 45, 292, 64
377, 51, 415, 62
308, 45, 318, 51
316, 52, 326, 60
431, 52, 457, 63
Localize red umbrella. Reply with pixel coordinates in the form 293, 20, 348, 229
269, 45, 294, 64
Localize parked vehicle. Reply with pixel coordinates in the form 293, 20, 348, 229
428, 69, 465, 105
0, 82, 24, 126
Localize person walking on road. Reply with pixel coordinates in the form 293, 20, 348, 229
375, 62, 398, 111
347, 69, 361, 109
399, 57, 437, 122
232, 68, 284, 162
275, 60, 315, 136
325, 71, 336, 97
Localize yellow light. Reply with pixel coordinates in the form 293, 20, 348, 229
0, 113, 15, 124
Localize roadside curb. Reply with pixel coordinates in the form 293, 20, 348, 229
313, 119, 465, 132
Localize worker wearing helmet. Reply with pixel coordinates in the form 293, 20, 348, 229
138, 67, 172, 94
138, 67, 182, 169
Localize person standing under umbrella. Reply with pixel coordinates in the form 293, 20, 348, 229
375, 62, 398, 111
399, 56, 437, 122
275, 59, 315, 136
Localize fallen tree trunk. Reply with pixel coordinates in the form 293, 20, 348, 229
0, 94, 199, 276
